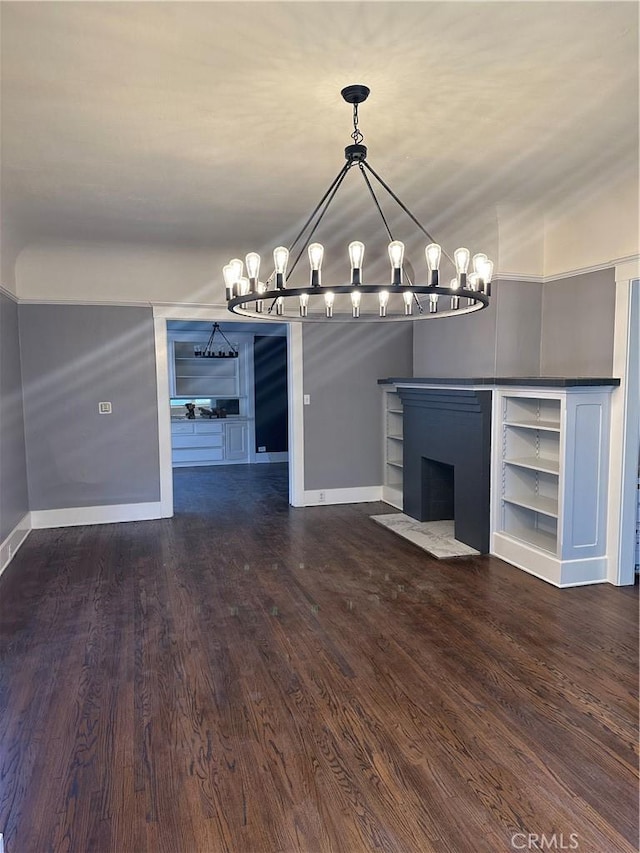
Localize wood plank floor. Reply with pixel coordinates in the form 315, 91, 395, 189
0, 463, 637, 853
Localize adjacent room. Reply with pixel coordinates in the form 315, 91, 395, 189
0, 2, 638, 852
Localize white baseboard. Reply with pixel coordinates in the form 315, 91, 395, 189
0, 512, 32, 577
254, 452, 289, 463
30, 500, 168, 529
301, 485, 383, 507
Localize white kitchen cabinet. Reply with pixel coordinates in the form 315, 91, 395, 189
225, 421, 248, 460
171, 419, 249, 467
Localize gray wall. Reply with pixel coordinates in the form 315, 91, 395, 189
540, 268, 616, 376
0, 291, 29, 539
303, 323, 413, 490
494, 280, 543, 376
413, 280, 542, 378
412, 290, 497, 378
20, 305, 161, 510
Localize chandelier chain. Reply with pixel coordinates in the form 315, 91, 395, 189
351, 104, 364, 146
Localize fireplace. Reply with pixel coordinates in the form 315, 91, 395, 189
422, 458, 455, 521
398, 388, 492, 553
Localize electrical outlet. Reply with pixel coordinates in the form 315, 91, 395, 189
303, 394, 311, 405
258, 446, 266, 452
319, 491, 326, 502
98, 402, 112, 414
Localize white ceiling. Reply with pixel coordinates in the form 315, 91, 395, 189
2, 1, 638, 260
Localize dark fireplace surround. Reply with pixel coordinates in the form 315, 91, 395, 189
398, 388, 492, 554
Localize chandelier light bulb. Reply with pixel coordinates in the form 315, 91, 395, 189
482, 259, 494, 296
276, 296, 284, 315
467, 272, 479, 306
299, 292, 309, 317
379, 289, 389, 317
229, 258, 244, 280
450, 276, 460, 310
238, 277, 250, 296
223, 263, 239, 300
429, 293, 438, 313
403, 290, 413, 315
472, 253, 488, 276
425, 243, 441, 286
349, 241, 365, 285
308, 243, 324, 287
454, 248, 470, 273
350, 289, 361, 318
324, 291, 335, 318
245, 252, 261, 285
255, 281, 266, 313
388, 241, 404, 285
273, 246, 289, 289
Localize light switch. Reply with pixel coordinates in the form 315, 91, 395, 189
98, 402, 112, 414
303, 394, 310, 405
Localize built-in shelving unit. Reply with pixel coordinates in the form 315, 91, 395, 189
492, 388, 613, 586
382, 386, 404, 509
171, 341, 240, 398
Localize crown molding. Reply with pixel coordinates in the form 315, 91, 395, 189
543, 254, 640, 283
496, 273, 543, 283
0, 284, 19, 301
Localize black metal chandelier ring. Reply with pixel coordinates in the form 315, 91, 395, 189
228, 285, 489, 322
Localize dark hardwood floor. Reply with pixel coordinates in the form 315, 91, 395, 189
0, 463, 637, 853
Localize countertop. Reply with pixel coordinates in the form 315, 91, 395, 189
378, 377, 621, 387
171, 415, 248, 421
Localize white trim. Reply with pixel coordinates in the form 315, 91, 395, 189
254, 451, 289, 464
302, 486, 383, 506
607, 270, 640, 585
497, 255, 639, 285
496, 273, 543, 283
153, 305, 301, 508
153, 316, 174, 518
615, 258, 640, 283
153, 303, 232, 321
30, 501, 165, 529
288, 324, 305, 507
0, 513, 31, 577
542, 254, 640, 283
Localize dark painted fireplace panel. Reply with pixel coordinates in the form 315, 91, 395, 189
398, 388, 492, 553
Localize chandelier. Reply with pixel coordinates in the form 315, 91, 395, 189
194, 323, 238, 358
224, 85, 493, 322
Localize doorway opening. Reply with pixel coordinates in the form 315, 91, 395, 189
153, 312, 304, 517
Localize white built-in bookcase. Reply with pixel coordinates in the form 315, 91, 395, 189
492, 387, 613, 587
382, 386, 404, 510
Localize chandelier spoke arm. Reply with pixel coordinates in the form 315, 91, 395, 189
361, 160, 456, 267
358, 164, 423, 312
267, 162, 351, 315
263, 161, 350, 290
287, 162, 351, 280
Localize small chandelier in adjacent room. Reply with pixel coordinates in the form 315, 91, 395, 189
224, 85, 493, 322
194, 323, 238, 358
